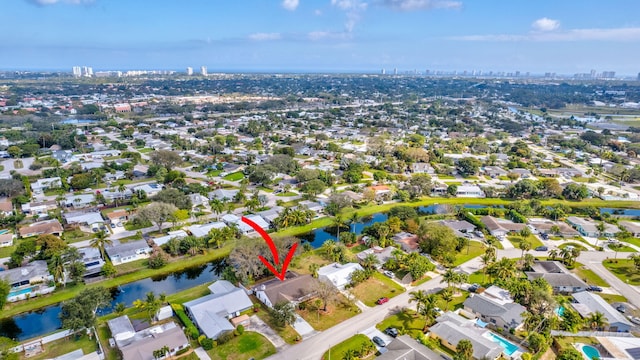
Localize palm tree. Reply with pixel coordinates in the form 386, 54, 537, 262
90, 230, 112, 260
409, 289, 429, 314
485, 246, 497, 261
134, 291, 161, 324
522, 253, 535, 271
441, 268, 457, 291
419, 293, 438, 329
49, 254, 66, 286
309, 263, 320, 278
587, 311, 607, 331
440, 288, 454, 311
480, 253, 494, 283
210, 199, 224, 220
519, 240, 531, 258
332, 213, 346, 242
550, 225, 560, 236
361, 253, 379, 270
320, 240, 336, 259
548, 249, 558, 261
348, 212, 359, 234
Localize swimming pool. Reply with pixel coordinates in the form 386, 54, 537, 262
555, 306, 565, 316
0, 229, 10, 235
581, 345, 600, 359
484, 332, 519, 356
8, 287, 32, 298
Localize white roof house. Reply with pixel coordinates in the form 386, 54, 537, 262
571, 291, 632, 332
152, 230, 188, 247
187, 222, 226, 238
318, 262, 364, 290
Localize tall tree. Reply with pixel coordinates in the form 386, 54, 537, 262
136, 202, 179, 230
454, 339, 474, 360
60, 287, 111, 332
90, 230, 112, 260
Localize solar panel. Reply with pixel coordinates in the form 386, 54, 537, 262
626, 346, 640, 360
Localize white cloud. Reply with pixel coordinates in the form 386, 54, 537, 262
331, 0, 368, 32
532, 17, 560, 32
451, 27, 640, 42
27, 0, 94, 5
380, 0, 462, 11
307, 31, 350, 41
281, 0, 299, 11
314, 9, 323, 16
248, 33, 282, 41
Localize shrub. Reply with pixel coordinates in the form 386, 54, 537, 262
236, 324, 244, 335
217, 331, 234, 345
201, 338, 214, 350
147, 249, 168, 269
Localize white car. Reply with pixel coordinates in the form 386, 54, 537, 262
629, 316, 640, 326
383, 270, 394, 278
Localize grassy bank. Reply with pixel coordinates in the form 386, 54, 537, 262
1, 242, 234, 319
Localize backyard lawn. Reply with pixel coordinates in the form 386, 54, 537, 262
435, 289, 469, 311
603, 259, 640, 285
223, 171, 245, 181
23, 334, 98, 360
376, 309, 425, 338
322, 334, 375, 360
297, 294, 360, 331
276, 192, 298, 197
351, 272, 405, 307
289, 250, 331, 275
507, 234, 544, 249
571, 262, 608, 287
453, 241, 486, 266
206, 332, 275, 360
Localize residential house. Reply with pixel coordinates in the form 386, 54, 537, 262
152, 230, 188, 247
571, 291, 632, 332
64, 211, 105, 232
510, 168, 532, 178
78, 246, 105, 276
63, 194, 96, 208
439, 220, 475, 237
356, 246, 398, 269
368, 185, 392, 199
528, 219, 579, 237
483, 166, 508, 178
0, 198, 13, 216
21, 200, 58, 216
106, 210, 130, 225
392, 232, 420, 253
455, 184, 485, 198
254, 272, 318, 308
376, 335, 441, 360
429, 312, 506, 360
31, 177, 62, 194
480, 216, 526, 237
341, 191, 363, 203
207, 189, 238, 202
463, 286, 525, 331
256, 207, 284, 227
184, 280, 253, 339
3, 260, 56, 302
189, 193, 209, 208
566, 217, 619, 237
132, 183, 163, 197
525, 261, 588, 293
102, 189, 133, 202
411, 162, 434, 174
242, 214, 270, 231
187, 222, 227, 238
297, 200, 325, 215
618, 221, 640, 237
221, 214, 254, 235
318, 262, 364, 290
18, 219, 64, 238
108, 316, 190, 360
106, 240, 152, 265
0, 232, 13, 247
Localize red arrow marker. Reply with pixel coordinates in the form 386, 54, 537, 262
241, 216, 297, 281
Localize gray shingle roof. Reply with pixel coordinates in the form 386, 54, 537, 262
463, 295, 525, 328
429, 321, 504, 360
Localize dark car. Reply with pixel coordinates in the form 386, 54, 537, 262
587, 286, 603, 292
468, 284, 480, 293
372, 336, 386, 347
384, 327, 398, 337
535, 246, 548, 251
617, 305, 626, 313
377, 297, 389, 305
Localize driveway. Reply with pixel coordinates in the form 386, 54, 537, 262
291, 315, 316, 339
245, 315, 288, 349
360, 327, 393, 350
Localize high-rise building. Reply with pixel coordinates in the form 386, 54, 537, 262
72, 66, 82, 77
186, 67, 193, 76
637, 72, 640, 81
393, 68, 397, 75
601, 71, 616, 79
200, 66, 208, 76
590, 69, 597, 78
82, 66, 93, 77
381, 68, 385, 75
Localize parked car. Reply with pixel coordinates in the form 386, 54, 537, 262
586, 285, 603, 292
535, 246, 548, 251
384, 327, 398, 337
377, 297, 389, 305
468, 284, 480, 293
383, 270, 395, 278
617, 305, 626, 313
629, 316, 640, 325
372, 336, 386, 347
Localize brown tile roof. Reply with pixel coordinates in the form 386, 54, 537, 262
262, 273, 318, 305
19, 219, 63, 237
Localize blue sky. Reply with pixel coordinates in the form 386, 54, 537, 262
2, 0, 640, 74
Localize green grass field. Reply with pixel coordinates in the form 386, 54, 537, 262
571, 262, 608, 287
376, 309, 426, 337
206, 332, 276, 360
322, 334, 375, 360
602, 259, 640, 285
351, 272, 405, 306
297, 294, 360, 331
507, 234, 544, 249
453, 241, 486, 266
223, 171, 245, 181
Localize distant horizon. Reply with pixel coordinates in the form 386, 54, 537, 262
3, 1, 640, 74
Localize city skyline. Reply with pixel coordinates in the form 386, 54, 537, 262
2, 0, 640, 74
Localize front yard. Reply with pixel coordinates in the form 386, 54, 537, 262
223, 171, 245, 181
571, 262, 608, 287
296, 294, 360, 331
350, 272, 405, 307
206, 331, 275, 360
251, 297, 300, 344
376, 309, 426, 337
322, 334, 376, 360
603, 259, 640, 285
507, 234, 544, 249
453, 241, 486, 266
